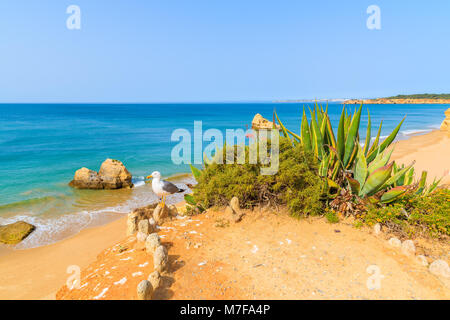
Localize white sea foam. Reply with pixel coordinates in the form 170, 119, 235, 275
0, 176, 196, 249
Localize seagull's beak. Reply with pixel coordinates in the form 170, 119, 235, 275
146, 175, 152, 180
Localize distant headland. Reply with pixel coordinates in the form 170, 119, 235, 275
345, 93, 450, 104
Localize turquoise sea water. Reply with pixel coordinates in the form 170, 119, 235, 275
0, 103, 447, 248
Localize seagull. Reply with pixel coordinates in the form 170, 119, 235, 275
146, 171, 185, 207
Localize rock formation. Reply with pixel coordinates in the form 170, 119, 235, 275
153, 245, 168, 273
440, 108, 450, 132
225, 196, 244, 223
145, 233, 161, 254
69, 159, 133, 189
126, 203, 158, 236
148, 270, 161, 290
0, 221, 36, 245
251, 114, 281, 130
136, 280, 153, 300
153, 204, 169, 225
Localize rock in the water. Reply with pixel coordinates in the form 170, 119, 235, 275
0, 221, 36, 245
98, 158, 133, 189
136, 280, 153, 300
153, 204, 169, 225
148, 270, 161, 290
154, 245, 168, 273
68, 167, 103, 189
373, 223, 381, 235
69, 159, 133, 189
138, 219, 152, 236
416, 255, 429, 267
168, 205, 178, 217
388, 237, 401, 248
429, 259, 450, 278
440, 108, 450, 132
251, 113, 281, 130
137, 231, 148, 243
145, 233, 161, 254
401, 240, 416, 256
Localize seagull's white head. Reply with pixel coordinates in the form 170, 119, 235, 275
147, 171, 161, 180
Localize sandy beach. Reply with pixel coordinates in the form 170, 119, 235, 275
391, 130, 450, 186
0, 129, 449, 300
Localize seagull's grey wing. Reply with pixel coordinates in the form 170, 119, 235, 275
161, 180, 183, 194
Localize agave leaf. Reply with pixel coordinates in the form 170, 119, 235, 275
377, 116, 405, 155
343, 104, 362, 167
346, 176, 361, 195
354, 144, 368, 189
310, 107, 323, 159
190, 164, 202, 180
301, 108, 312, 152
428, 177, 442, 194
367, 148, 394, 174
363, 109, 372, 155
404, 167, 415, 185
380, 186, 407, 204
367, 120, 383, 157
359, 162, 393, 197
337, 106, 346, 161
319, 153, 330, 177
325, 114, 336, 149
327, 178, 340, 199
274, 110, 292, 143
383, 161, 415, 187
415, 171, 428, 195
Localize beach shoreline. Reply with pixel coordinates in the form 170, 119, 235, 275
0, 128, 449, 300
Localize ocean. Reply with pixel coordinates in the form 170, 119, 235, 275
0, 103, 447, 248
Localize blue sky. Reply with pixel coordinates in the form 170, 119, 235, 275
1, 0, 450, 102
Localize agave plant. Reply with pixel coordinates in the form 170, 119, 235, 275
274, 103, 405, 183
275, 103, 442, 207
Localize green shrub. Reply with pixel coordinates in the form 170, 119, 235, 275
193, 137, 324, 217
363, 188, 450, 237
325, 209, 340, 223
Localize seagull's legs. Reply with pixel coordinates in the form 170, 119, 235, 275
161, 195, 166, 208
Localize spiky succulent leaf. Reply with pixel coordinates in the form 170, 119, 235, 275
359, 162, 393, 197
380, 186, 407, 203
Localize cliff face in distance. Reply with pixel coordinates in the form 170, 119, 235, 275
345, 98, 450, 104
345, 94, 450, 104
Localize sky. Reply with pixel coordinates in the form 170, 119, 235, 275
0, 0, 450, 103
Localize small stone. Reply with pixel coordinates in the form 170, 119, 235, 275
148, 218, 156, 228
153, 204, 169, 225
429, 259, 450, 278
401, 240, 416, 256
168, 205, 178, 217
145, 233, 161, 254
148, 270, 161, 290
388, 237, 401, 248
126, 216, 138, 236
416, 255, 428, 267
138, 219, 152, 236
154, 245, 168, 273
373, 223, 381, 235
230, 197, 240, 213
137, 231, 147, 243
136, 280, 153, 300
